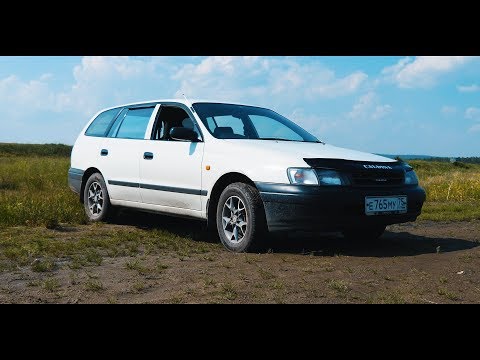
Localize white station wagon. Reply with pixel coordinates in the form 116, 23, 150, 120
69, 99, 426, 252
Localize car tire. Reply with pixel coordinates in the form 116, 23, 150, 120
216, 182, 267, 252
342, 225, 386, 241
83, 172, 114, 222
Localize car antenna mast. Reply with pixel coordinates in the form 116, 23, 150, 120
182, 93, 195, 113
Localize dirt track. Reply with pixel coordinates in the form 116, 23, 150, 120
1, 218, 479, 303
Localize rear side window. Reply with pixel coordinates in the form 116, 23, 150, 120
115, 107, 154, 139
85, 108, 120, 137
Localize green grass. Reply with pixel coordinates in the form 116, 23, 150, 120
438, 287, 460, 301
0, 156, 86, 227
0, 225, 217, 272
31, 258, 56, 272
327, 279, 350, 293
131, 281, 147, 293
372, 291, 407, 304
85, 279, 104, 292
220, 283, 238, 300
125, 258, 151, 275
0, 143, 72, 157
42, 278, 61, 292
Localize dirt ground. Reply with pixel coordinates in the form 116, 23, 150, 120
1, 217, 479, 303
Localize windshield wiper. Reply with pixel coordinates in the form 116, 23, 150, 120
258, 137, 296, 141
259, 138, 324, 143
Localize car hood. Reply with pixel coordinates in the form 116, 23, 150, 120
222, 140, 395, 163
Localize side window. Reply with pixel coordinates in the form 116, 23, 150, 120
107, 108, 128, 137
115, 107, 154, 140
249, 115, 303, 140
85, 108, 120, 137
152, 106, 202, 141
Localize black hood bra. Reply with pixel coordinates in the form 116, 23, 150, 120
303, 158, 410, 172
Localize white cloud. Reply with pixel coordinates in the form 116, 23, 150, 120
39, 73, 53, 81
310, 72, 367, 98
0, 56, 370, 144
0, 57, 167, 121
1, 56, 365, 120
465, 107, 480, 134
372, 104, 393, 120
0, 74, 75, 143
173, 56, 268, 102
441, 106, 457, 115
56, 56, 166, 116
290, 108, 333, 137
465, 107, 480, 121
457, 84, 480, 93
348, 92, 376, 119
348, 92, 392, 120
0, 74, 57, 116
469, 124, 480, 132
382, 56, 477, 88
0, 57, 168, 119
173, 56, 367, 103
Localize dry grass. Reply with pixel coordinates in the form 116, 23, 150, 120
410, 160, 480, 221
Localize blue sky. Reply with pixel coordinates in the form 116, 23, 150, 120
0, 56, 479, 156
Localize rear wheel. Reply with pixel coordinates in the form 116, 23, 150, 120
83, 172, 114, 222
216, 182, 266, 252
342, 225, 386, 241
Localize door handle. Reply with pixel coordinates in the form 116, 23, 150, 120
144, 152, 154, 160
100, 149, 108, 156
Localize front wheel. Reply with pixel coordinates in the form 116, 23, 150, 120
216, 182, 266, 252
342, 225, 386, 241
83, 172, 114, 222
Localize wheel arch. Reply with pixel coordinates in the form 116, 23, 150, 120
80, 167, 103, 203
206, 172, 258, 227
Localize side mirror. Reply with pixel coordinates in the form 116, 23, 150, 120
169, 127, 199, 142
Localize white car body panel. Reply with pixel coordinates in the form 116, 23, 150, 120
139, 141, 205, 210
99, 138, 143, 202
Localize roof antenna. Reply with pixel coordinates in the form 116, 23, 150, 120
182, 93, 195, 113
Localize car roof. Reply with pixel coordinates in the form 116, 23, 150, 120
98, 99, 265, 113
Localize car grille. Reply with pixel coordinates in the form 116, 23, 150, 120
350, 171, 404, 186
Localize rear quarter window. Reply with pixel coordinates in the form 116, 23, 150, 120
85, 108, 121, 137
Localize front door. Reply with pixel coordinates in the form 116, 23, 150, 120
139, 105, 204, 211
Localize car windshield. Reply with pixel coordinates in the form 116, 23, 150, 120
192, 102, 320, 142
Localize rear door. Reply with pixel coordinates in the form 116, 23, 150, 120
100, 106, 156, 203
75, 108, 123, 173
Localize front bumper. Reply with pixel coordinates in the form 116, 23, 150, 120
256, 182, 426, 232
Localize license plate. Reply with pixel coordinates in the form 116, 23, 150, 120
365, 196, 407, 215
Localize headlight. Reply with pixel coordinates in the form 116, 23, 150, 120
287, 168, 318, 185
405, 169, 419, 185
287, 168, 344, 186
